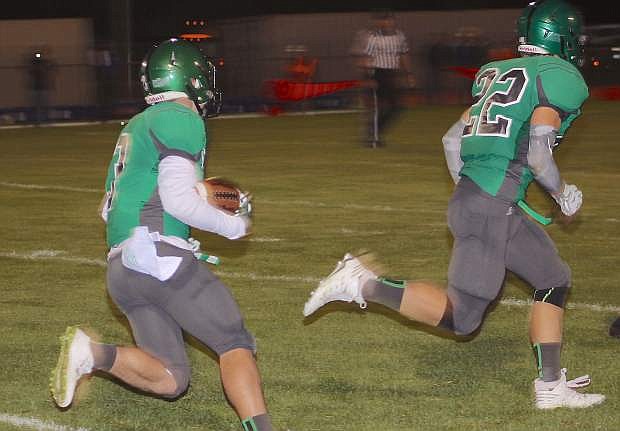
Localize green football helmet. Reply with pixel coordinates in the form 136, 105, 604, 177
517, 0, 586, 66
140, 38, 222, 117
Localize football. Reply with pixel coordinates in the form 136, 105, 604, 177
195, 177, 242, 213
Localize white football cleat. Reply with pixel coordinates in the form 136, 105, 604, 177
303, 253, 376, 317
50, 326, 94, 408
534, 368, 605, 410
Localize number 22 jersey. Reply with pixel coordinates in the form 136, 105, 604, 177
459, 55, 588, 202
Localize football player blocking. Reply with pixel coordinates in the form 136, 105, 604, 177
305, 0, 604, 410
50, 39, 273, 431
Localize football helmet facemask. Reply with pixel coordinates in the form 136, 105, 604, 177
140, 38, 223, 117
517, 0, 586, 67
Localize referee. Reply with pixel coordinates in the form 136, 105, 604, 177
352, 11, 415, 148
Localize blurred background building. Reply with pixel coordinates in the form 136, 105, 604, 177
0, 0, 618, 124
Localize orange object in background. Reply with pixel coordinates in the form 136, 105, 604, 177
487, 47, 515, 61
591, 86, 620, 100
286, 56, 318, 82
265, 79, 361, 102
446, 66, 479, 80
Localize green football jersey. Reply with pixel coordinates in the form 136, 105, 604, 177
103, 102, 207, 247
460, 55, 588, 202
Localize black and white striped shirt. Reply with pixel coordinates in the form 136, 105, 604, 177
356, 29, 409, 70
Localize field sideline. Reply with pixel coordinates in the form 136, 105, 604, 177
0, 102, 619, 430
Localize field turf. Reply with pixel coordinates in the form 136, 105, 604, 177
0, 102, 619, 430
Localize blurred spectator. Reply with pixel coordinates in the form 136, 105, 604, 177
88, 44, 115, 119
427, 32, 452, 104
454, 27, 487, 68
28, 49, 55, 125
453, 27, 488, 104
351, 11, 414, 148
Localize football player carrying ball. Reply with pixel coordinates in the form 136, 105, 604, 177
51, 39, 273, 431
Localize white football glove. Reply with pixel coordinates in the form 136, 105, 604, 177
554, 184, 582, 216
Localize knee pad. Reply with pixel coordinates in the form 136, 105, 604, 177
162, 367, 190, 399
447, 288, 491, 336
533, 285, 570, 309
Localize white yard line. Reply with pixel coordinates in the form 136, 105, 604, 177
0, 414, 90, 431
0, 182, 426, 213
0, 250, 318, 282
501, 297, 620, 313
4, 181, 620, 221
5, 181, 618, 222
0, 182, 100, 194
248, 237, 284, 242
214, 271, 320, 283
1, 249, 619, 313
0, 109, 361, 130
259, 198, 422, 213
0, 250, 107, 267
338, 228, 386, 236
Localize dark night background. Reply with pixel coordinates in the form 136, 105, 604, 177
3, 0, 619, 117
3, 1, 619, 45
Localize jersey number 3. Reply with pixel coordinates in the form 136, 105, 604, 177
463, 67, 529, 138
103, 133, 131, 216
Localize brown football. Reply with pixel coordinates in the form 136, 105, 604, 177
195, 177, 241, 213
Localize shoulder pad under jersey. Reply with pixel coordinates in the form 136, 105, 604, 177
537, 57, 588, 114
148, 104, 206, 160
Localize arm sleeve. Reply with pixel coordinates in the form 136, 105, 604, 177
442, 118, 466, 184
158, 156, 249, 240
527, 124, 562, 194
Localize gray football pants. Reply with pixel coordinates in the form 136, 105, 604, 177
446, 177, 571, 335
106, 242, 255, 396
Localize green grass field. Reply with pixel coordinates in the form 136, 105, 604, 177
0, 102, 619, 431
